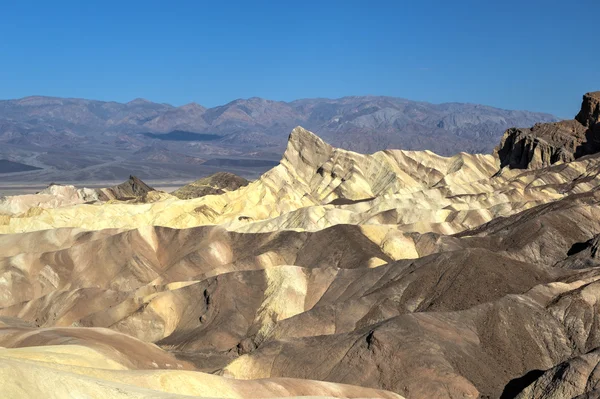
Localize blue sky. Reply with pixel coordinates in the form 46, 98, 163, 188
1, 0, 597, 118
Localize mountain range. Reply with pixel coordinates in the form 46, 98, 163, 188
0, 95, 557, 183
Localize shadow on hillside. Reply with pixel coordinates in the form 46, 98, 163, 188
499, 369, 544, 399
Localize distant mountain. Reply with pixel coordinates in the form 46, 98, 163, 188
0, 95, 558, 182
132, 144, 206, 164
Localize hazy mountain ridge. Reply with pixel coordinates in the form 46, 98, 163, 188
0, 95, 557, 182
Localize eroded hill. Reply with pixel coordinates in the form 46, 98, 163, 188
0, 92, 599, 398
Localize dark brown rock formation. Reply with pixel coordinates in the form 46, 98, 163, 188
97, 175, 155, 200
576, 91, 600, 129
496, 92, 600, 169
172, 172, 249, 199
514, 348, 600, 399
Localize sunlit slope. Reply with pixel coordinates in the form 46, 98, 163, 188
0, 333, 401, 399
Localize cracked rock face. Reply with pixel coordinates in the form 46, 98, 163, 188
576, 91, 600, 129
496, 92, 600, 169
515, 348, 600, 399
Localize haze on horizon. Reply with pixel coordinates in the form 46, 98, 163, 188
2, 0, 598, 118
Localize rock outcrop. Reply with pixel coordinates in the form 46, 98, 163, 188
0, 176, 160, 217
96, 175, 155, 200
576, 91, 600, 129
496, 91, 600, 169
172, 172, 249, 199
0, 183, 101, 216
515, 348, 600, 399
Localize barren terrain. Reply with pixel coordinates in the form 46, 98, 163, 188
0, 92, 598, 398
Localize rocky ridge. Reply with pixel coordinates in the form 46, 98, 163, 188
97, 175, 156, 201
496, 92, 600, 169
172, 172, 249, 199
0, 175, 159, 217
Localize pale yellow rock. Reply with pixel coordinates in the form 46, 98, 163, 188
0, 344, 402, 399
0, 127, 505, 235
0, 184, 100, 216
253, 266, 310, 341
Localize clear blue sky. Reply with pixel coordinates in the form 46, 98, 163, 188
1, 0, 597, 118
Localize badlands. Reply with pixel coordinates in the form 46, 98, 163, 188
1, 92, 600, 398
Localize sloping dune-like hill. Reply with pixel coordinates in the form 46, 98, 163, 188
1, 92, 600, 398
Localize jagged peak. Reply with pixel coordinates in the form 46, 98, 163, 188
575, 91, 600, 128
124, 175, 154, 191
286, 126, 331, 151
496, 91, 600, 170
278, 127, 335, 181
586, 91, 600, 99
95, 175, 155, 201
127, 174, 144, 183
